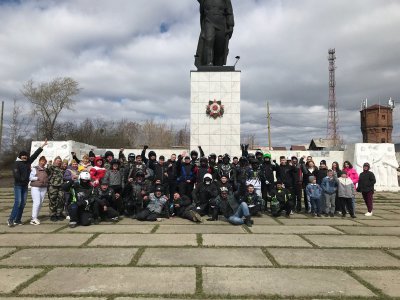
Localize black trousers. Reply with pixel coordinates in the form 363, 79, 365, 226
136, 208, 160, 222
293, 184, 302, 211
179, 182, 194, 199
339, 197, 354, 216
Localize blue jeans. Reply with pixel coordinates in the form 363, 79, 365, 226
228, 202, 250, 225
310, 197, 321, 214
9, 185, 28, 223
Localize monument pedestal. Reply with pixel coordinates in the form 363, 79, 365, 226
190, 70, 241, 155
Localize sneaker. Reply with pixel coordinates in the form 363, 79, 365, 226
7, 220, 14, 227
66, 215, 70, 220
351, 215, 357, 218
57, 214, 66, 221
69, 221, 77, 228
290, 210, 294, 215
50, 215, 58, 222
110, 217, 119, 222
364, 212, 373, 217
156, 218, 163, 222
30, 219, 40, 225
13, 221, 23, 226
317, 214, 322, 217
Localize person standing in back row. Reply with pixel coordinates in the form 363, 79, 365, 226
8, 139, 48, 227
357, 162, 376, 216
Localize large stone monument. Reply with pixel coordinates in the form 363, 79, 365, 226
190, 0, 240, 155
344, 143, 400, 191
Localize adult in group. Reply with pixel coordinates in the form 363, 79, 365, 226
29, 155, 49, 225
357, 162, 376, 216
8, 139, 48, 227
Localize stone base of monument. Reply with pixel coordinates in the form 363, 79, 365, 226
344, 143, 400, 192
190, 70, 241, 156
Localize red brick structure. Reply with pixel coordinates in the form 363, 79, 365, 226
360, 104, 393, 143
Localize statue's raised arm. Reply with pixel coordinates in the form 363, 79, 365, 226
194, 0, 235, 68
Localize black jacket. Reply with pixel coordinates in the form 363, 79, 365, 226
13, 147, 43, 187
192, 182, 219, 205
174, 195, 193, 217
358, 170, 376, 193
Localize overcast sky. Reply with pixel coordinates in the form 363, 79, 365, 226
0, 0, 399, 148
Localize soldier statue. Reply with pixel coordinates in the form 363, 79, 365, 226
194, 0, 234, 67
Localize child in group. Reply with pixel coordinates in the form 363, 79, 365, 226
321, 169, 338, 217
306, 176, 322, 217
336, 171, 356, 218
270, 181, 292, 218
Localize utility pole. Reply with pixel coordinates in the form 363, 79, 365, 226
0, 101, 4, 153
267, 100, 272, 150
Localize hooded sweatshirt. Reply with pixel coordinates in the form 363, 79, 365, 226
337, 177, 355, 198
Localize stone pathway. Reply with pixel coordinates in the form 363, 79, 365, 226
0, 188, 399, 299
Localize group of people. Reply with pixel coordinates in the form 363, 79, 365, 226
8, 142, 376, 228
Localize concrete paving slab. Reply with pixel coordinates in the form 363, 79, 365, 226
138, 248, 271, 266
0, 247, 16, 258
0, 248, 137, 266
0, 224, 63, 233
250, 225, 343, 235
203, 234, 312, 247
354, 270, 400, 297
268, 248, 400, 267
1, 297, 107, 300
0, 268, 42, 293
357, 219, 400, 226
278, 218, 360, 226
336, 226, 400, 235
203, 267, 374, 297
389, 250, 400, 258
374, 213, 400, 220
61, 224, 154, 233
21, 267, 196, 295
252, 217, 280, 225
89, 234, 197, 246
156, 225, 246, 234
0, 234, 93, 247
304, 235, 400, 248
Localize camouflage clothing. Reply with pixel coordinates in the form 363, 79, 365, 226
47, 165, 65, 215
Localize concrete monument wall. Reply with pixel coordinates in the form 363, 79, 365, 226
190, 71, 241, 155
344, 143, 400, 191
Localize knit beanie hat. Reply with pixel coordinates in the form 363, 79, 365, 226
89, 151, 95, 158
62, 159, 69, 164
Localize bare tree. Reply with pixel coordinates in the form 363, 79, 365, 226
9, 98, 32, 154
22, 77, 80, 140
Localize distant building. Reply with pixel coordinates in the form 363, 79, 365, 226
360, 102, 394, 143
309, 138, 335, 151
290, 145, 307, 151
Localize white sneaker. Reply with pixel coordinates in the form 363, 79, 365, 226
364, 212, 373, 217
30, 219, 40, 225
290, 210, 294, 215
66, 215, 70, 220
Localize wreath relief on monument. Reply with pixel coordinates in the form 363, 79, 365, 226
206, 99, 225, 119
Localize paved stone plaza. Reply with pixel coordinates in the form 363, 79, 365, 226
0, 188, 399, 299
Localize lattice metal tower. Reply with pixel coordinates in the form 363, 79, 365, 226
327, 48, 340, 147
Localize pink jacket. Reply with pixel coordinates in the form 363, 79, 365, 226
343, 167, 359, 186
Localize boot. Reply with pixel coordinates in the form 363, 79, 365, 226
244, 216, 253, 227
